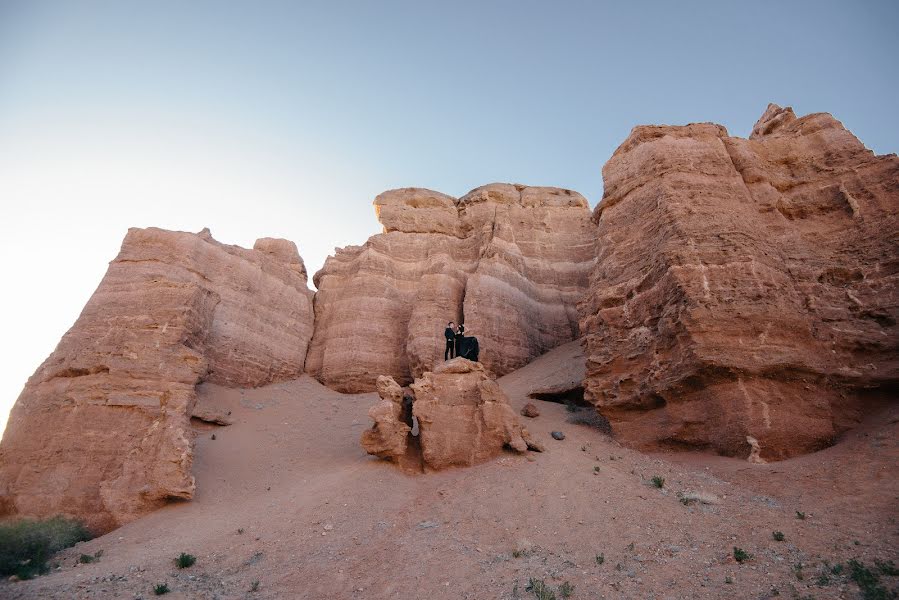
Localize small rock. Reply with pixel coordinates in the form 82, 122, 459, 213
416, 520, 439, 530
323, 524, 334, 531
551, 431, 565, 440
520, 403, 540, 418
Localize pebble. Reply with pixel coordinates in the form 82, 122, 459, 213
551, 431, 565, 440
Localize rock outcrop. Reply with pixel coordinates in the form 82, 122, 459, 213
361, 358, 541, 469
580, 104, 899, 460
306, 184, 595, 392
0, 228, 314, 531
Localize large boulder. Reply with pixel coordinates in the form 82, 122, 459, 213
579, 104, 899, 461
360, 358, 541, 470
306, 184, 595, 392
0, 228, 314, 531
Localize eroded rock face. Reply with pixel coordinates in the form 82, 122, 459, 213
580, 104, 899, 460
0, 228, 314, 531
307, 184, 595, 392
360, 358, 540, 469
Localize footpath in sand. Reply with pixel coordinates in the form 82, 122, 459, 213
2, 342, 897, 599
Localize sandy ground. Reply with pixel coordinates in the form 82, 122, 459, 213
2, 341, 897, 599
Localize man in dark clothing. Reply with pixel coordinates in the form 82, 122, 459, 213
444, 321, 456, 360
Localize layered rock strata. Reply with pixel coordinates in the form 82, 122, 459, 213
0, 228, 314, 531
361, 358, 542, 470
306, 184, 595, 392
580, 104, 899, 460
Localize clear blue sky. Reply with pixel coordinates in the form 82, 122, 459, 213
1, 0, 897, 433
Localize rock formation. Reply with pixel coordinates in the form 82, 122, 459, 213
579, 104, 899, 460
306, 183, 595, 392
0, 228, 314, 531
361, 358, 542, 470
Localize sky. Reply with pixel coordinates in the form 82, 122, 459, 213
1, 0, 897, 436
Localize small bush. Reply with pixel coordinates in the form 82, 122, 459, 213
772, 531, 785, 541
796, 511, 806, 520
593, 466, 600, 473
154, 582, 170, 595
175, 552, 196, 569
595, 553, 604, 565
733, 547, 751, 563
525, 577, 556, 600
558, 581, 574, 598
78, 553, 95, 564
651, 476, 665, 489
250, 579, 260, 592
0, 516, 91, 579
875, 559, 898, 576
849, 559, 894, 600
725, 576, 733, 584
817, 573, 831, 586
831, 563, 844, 576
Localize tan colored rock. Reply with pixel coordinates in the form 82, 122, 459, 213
0, 227, 314, 531
360, 359, 539, 470
520, 402, 540, 418
307, 184, 595, 392
360, 376, 412, 461
411, 359, 539, 469
580, 104, 899, 461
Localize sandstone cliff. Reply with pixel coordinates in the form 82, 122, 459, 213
306, 183, 595, 392
579, 104, 899, 460
0, 228, 314, 531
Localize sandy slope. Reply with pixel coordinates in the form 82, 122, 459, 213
2, 341, 897, 599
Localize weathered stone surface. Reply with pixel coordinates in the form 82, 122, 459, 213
580, 104, 899, 460
307, 184, 595, 392
520, 402, 540, 418
360, 359, 540, 470
0, 228, 314, 531
360, 376, 412, 460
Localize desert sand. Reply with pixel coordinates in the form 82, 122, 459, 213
2, 342, 896, 600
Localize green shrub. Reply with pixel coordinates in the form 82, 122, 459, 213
651, 476, 665, 489
558, 581, 574, 598
175, 552, 196, 569
733, 547, 751, 563
796, 511, 806, 520
848, 559, 895, 600
595, 553, 604, 565
525, 577, 557, 600
154, 582, 170, 595
78, 553, 95, 564
0, 516, 91, 579
250, 579, 260, 592
772, 531, 785, 541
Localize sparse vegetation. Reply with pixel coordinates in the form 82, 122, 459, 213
794, 562, 805, 580
651, 475, 665, 489
525, 577, 556, 600
593, 465, 600, 473
725, 576, 733, 584
772, 531, 785, 541
595, 553, 605, 565
558, 581, 574, 598
237, 528, 245, 535
154, 582, 170, 595
848, 558, 896, 600
733, 547, 751, 563
831, 563, 844, 576
78, 553, 95, 564
796, 510, 806, 520
0, 516, 91, 579
175, 552, 196, 569
817, 572, 831, 586
875, 559, 898, 576
250, 579, 260, 592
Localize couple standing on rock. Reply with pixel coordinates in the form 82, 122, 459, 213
444, 321, 465, 360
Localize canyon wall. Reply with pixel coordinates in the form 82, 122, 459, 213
0, 228, 314, 531
579, 104, 899, 460
305, 183, 595, 392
